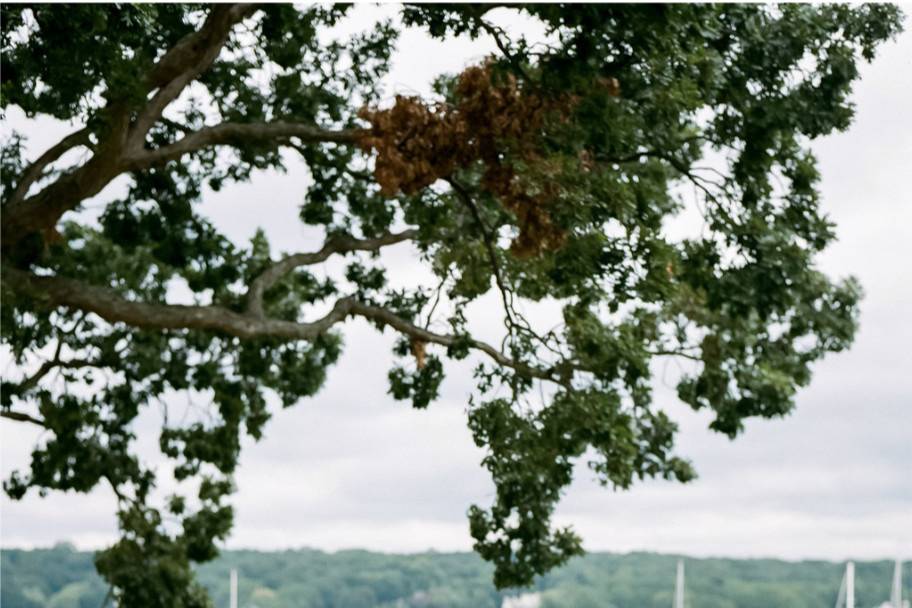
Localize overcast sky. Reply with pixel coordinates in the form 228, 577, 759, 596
2, 6, 910, 562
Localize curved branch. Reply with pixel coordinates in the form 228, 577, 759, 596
2, 141, 128, 250
7, 127, 91, 207
246, 229, 418, 317
4, 266, 562, 384
347, 300, 560, 383
1, 121, 357, 251
4, 266, 352, 341
128, 122, 361, 169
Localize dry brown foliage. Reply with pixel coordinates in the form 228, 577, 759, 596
410, 338, 428, 369
358, 63, 574, 257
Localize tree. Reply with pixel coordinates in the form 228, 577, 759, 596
0, 3, 903, 605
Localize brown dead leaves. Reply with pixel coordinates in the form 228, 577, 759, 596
358, 63, 574, 257
410, 338, 428, 370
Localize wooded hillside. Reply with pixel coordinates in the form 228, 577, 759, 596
2, 544, 907, 607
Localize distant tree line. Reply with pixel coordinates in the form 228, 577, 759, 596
2, 544, 907, 608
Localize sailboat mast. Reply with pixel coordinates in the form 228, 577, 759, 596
674, 559, 685, 608
846, 561, 855, 608
230, 568, 238, 608
835, 565, 847, 608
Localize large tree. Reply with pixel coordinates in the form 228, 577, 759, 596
1, 3, 903, 605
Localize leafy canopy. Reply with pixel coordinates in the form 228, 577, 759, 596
0, 3, 902, 605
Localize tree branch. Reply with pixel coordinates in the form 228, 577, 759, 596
347, 300, 561, 383
16, 357, 98, 393
647, 349, 702, 362
3, 266, 564, 385
3, 265, 352, 341
1, 130, 128, 252
128, 122, 361, 170
0, 410, 46, 427
1, 6, 256, 249
245, 229, 418, 317
7, 127, 92, 207
128, 4, 258, 151
475, 18, 533, 83
446, 178, 515, 326
447, 178, 563, 357
0, 5, 360, 252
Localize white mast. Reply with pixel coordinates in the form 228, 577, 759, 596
230, 568, 238, 608
674, 559, 685, 608
835, 562, 855, 608
891, 559, 903, 608
847, 561, 855, 608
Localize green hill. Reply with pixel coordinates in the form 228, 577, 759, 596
1, 544, 907, 607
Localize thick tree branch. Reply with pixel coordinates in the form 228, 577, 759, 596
7, 127, 92, 207
145, 5, 252, 89
3, 266, 351, 341
0, 5, 257, 251
3, 266, 562, 384
1, 123, 129, 250
128, 4, 257, 150
246, 229, 418, 317
128, 122, 361, 170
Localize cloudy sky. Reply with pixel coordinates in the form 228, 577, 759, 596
2, 6, 910, 562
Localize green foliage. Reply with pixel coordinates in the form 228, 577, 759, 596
1, 3, 903, 603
